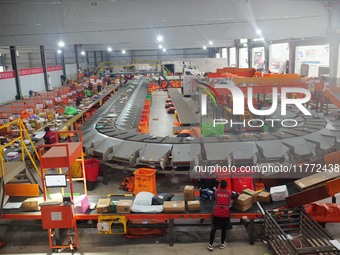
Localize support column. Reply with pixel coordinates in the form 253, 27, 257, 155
247, 39, 252, 68
235, 40, 240, 68
1, 54, 7, 70
131, 50, 135, 62
264, 41, 270, 69
85, 51, 89, 66
100, 50, 104, 63
94, 51, 97, 67
55, 52, 58, 65
227, 47, 230, 66
40, 45, 49, 91
60, 49, 66, 77
10, 46, 22, 100
28, 53, 32, 68
74, 44, 79, 71
288, 41, 296, 74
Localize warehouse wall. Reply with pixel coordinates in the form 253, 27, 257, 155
0, 77, 16, 104
48, 70, 62, 88
20, 73, 45, 97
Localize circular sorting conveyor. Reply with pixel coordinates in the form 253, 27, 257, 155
82, 78, 340, 169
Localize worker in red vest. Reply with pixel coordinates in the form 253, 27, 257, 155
207, 180, 239, 251
43, 126, 56, 149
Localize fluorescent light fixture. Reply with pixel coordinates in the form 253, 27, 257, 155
256, 29, 262, 35
81, 51, 86, 56
162, 48, 167, 52
122, 49, 126, 54
158, 45, 163, 49
203, 45, 207, 50
209, 41, 213, 46
57, 49, 62, 54
157, 35, 163, 42
108, 47, 112, 52
58, 40, 65, 47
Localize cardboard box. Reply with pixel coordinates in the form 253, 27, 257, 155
187, 200, 200, 212
257, 191, 272, 203
116, 200, 133, 213
22, 197, 44, 211
233, 194, 253, 212
242, 189, 259, 203
163, 201, 185, 213
184, 185, 195, 201
96, 198, 111, 213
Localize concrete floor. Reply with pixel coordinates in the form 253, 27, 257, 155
148, 90, 176, 137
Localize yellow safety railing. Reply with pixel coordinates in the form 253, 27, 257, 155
0, 118, 40, 180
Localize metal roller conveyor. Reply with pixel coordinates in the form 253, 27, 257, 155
93, 137, 124, 161
256, 140, 290, 162
115, 80, 149, 129
282, 137, 316, 162
171, 144, 201, 166
204, 143, 233, 165
229, 142, 259, 164
83, 132, 107, 155
126, 134, 151, 142
111, 141, 147, 166
320, 129, 340, 150
137, 144, 173, 169
303, 133, 336, 157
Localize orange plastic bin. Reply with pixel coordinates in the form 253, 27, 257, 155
133, 168, 157, 195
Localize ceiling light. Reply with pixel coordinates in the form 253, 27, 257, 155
157, 35, 163, 42
57, 49, 62, 54
203, 45, 207, 50
162, 48, 167, 52
108, 47, 112, 52
58, 40, 65, 47
243, 43, 247, 47
256, 29, 262, 35
122, 49, 126, 54
209, 41, 213, 46
81, 51, 86, 56
159, 45, 163, 49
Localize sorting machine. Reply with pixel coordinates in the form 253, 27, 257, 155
81, 78, 340, 172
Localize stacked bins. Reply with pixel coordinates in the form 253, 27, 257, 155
138, 97, 151, 134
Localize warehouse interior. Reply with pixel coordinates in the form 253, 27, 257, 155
0, 0, 340, 254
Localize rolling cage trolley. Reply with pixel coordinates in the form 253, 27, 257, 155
38, 130, 87, 252
265, 208, 340, 255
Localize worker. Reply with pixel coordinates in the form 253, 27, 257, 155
43, 126, 56, 147
177, 129, 191, 137
207, 180, 239, 251
20, 102, 30, 119
20, 108, 30, 119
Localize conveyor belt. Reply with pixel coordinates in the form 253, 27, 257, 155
168, 88, 199, 125
81, 79, 339, 168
